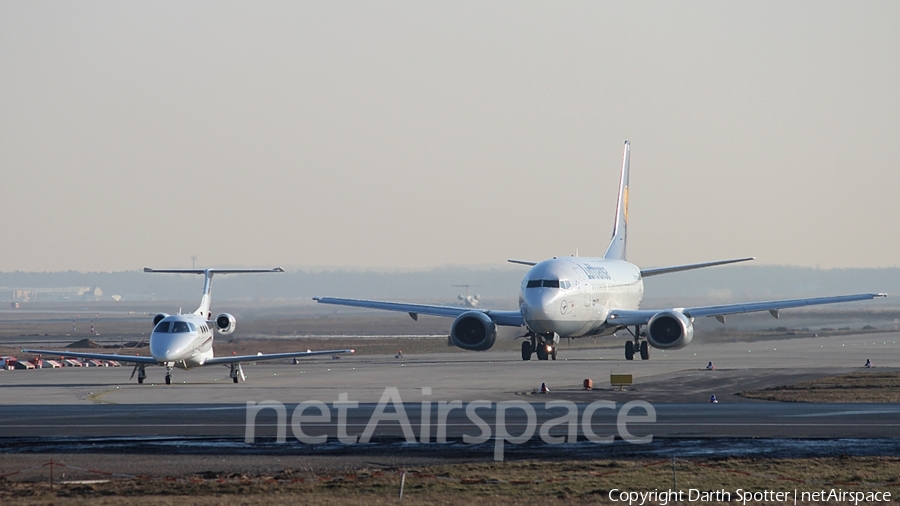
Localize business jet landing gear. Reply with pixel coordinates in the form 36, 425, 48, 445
165, 364, 173, 385
624, 326, 650, 361
230, 363, 245, 384
522, 332, 559, 361
134, 364, 147, 384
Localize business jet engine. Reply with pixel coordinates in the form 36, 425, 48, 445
152, 313, 169, 326
450, 311, 497, 351
215, 313, 236, 335
646, 310, 694, 349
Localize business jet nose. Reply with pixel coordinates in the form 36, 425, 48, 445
149, 334, 191, 362
520, 289, 558, 333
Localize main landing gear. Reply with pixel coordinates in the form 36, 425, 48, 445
624, 326, 650, 361
229, 363, 245, 384
133, 364, 147, 384
521, 332, 559, 361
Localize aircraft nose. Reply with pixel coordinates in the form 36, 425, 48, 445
150, 334, 190, 362
521, 289, 558, 332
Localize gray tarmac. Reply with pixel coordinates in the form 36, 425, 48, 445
2, 331, 899, 450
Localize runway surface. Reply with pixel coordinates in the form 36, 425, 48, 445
2, 331, 899, 458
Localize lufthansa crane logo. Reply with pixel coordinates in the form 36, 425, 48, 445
560, 300, 568, 314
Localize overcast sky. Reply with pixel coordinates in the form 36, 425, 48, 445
1, 1, 898, 272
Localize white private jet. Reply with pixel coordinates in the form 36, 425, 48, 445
315, 141, 887, 361
24, 268, 353, 384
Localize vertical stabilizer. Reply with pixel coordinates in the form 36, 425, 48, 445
143, 267, 285, 319
603, 141, 630, 260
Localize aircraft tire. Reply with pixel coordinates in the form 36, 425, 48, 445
625, 341, 634, 361
640, 341, 650, 360
521, 341, 532, 361
233, 376, 239, 384
165, 375, 171, 385
551, 347, 558, 360
138, 377, 144, 384
536, 345, 549, 361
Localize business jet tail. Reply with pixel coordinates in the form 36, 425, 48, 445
143, 267, 284, 317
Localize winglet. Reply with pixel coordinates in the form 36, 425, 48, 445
603, 141, 630, 260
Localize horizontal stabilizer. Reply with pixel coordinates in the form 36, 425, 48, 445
641, 257, 755, 277
144, 267, 285, 274
507, 259, 537, 266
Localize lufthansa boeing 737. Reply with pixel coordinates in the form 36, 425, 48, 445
25, 268, 353, 384
315, 141, 886, 361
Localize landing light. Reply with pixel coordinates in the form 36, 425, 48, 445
546, 345, 552, 352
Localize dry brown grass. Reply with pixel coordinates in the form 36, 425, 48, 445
739, 371, 900, 402
4, 456, 900, 505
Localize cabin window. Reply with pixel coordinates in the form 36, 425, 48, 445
154, 321, 170, 333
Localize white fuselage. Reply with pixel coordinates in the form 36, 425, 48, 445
149, 315, 215, 368
519, 257, 643, 338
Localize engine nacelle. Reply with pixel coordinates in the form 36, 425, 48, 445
449, 311, 497, 351
215, 313, 236, 335
646, 310, 694, 349
152, 313, 169, 327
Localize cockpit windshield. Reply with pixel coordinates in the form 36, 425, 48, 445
172, 321, 191, 333
526, 279, 569, 289
153, 321, 170, 333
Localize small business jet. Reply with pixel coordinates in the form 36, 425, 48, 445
24, 268, 353, 384
315, 141, 886, 361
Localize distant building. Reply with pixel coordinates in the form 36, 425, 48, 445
1, 286, 108, 302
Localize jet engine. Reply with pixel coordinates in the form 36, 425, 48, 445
646, 310, 694, 349
152, 313, 169, 327
449, 311, 497, 351
215, 313, 236, 335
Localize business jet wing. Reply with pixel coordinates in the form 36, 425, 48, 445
313, 297, 525, 326
21, 349, 159, 364
203, 349, 354, 365
607, 293, 888, 326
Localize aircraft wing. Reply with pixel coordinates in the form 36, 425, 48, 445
313, 297, 525, 327
607, 293, 888, 327
203, 349, 354, 365
21, 349, 159, 365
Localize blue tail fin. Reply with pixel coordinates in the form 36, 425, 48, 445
603, 141, 630, 260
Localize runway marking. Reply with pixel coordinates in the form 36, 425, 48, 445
780, 409, 900, 417
6, 423, 900, 429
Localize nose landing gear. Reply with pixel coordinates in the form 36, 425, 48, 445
521, 332, 559, 361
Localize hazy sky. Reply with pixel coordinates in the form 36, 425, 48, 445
2, 1, 898, 272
